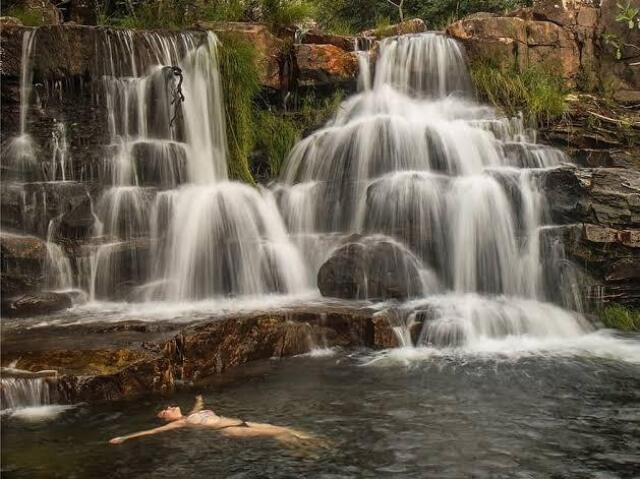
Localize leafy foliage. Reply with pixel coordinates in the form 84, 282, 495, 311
471, 61, 567, 126
314, 0, 533, 34
261, 0, 315, 30
600, 304, 640, 332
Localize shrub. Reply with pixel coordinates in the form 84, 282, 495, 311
471, 61, 567, 126
600, 304, 640, 332
218, 34, 261, 183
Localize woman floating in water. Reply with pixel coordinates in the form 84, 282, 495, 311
109, 395, 317, 448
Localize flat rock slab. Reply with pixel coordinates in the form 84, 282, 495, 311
1, 305, 398, 404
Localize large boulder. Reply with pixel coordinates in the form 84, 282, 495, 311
294, 43, 359, 87
317, 235, 424, 301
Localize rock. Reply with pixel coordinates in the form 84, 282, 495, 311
200, 22, 285, 90
0, 231, 47, 296
80, 239, 152, 300
599, 0, 640, 92
0, 16, 24, 27
301, 29, 357, 51
1, 181, 94, 238
294, 43, 359, 88
361, 18, 427, 40
317, 235, 424, 300
1, 306, 398, 402
1, 291, 72, 317
538, 167, 640, 227
547, 223, 640, 307
447, 0, 599, 86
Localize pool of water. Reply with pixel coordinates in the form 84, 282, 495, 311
3, 347, 640, 479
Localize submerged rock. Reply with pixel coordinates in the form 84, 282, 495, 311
1, 291, 72, 317
317, 236, 424, 301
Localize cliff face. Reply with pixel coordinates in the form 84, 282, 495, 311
447, 0, 639, 102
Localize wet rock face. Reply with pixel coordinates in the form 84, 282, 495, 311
537, 166, 640, 307
0, 232, 47, 296
549, 223, 640, 307
538, 167, 640, 227
1, 291, 73, 317
317, 236, 424, 301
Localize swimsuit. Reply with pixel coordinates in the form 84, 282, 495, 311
188, 410, 249, 428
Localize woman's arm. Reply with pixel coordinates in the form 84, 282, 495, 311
109, 421, 184, 444
188, 395, 205, 415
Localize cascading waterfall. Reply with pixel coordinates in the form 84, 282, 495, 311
275, 32, 591, 348
86, 30, 309, 300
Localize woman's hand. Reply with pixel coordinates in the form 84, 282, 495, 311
109, 436, 125, 445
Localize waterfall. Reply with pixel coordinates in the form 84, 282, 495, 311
4, 30, 38, 178
83, 29, 309, 300
275, 32, 590, 347
1, 378, 51, 410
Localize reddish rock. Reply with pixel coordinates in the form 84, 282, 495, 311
294, 43, 358, 87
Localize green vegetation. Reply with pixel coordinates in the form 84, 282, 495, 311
218, 34, 261, 183
4, 5, 45, 26
261, 0, 315, 30
96, 0, 312, 29
600, 304, 640, 332
254, 110, 301, 177
471, 61, 567, 126
314, 0, 533, 34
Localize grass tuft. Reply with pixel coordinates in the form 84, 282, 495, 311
218, 33, 261, 184
600, 304, 640, 332
254, 110, 301, 177
471, 61, 568, 126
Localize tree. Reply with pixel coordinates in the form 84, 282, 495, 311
384, 0, 404, 22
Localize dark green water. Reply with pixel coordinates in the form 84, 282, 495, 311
2, 350, 640, 479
